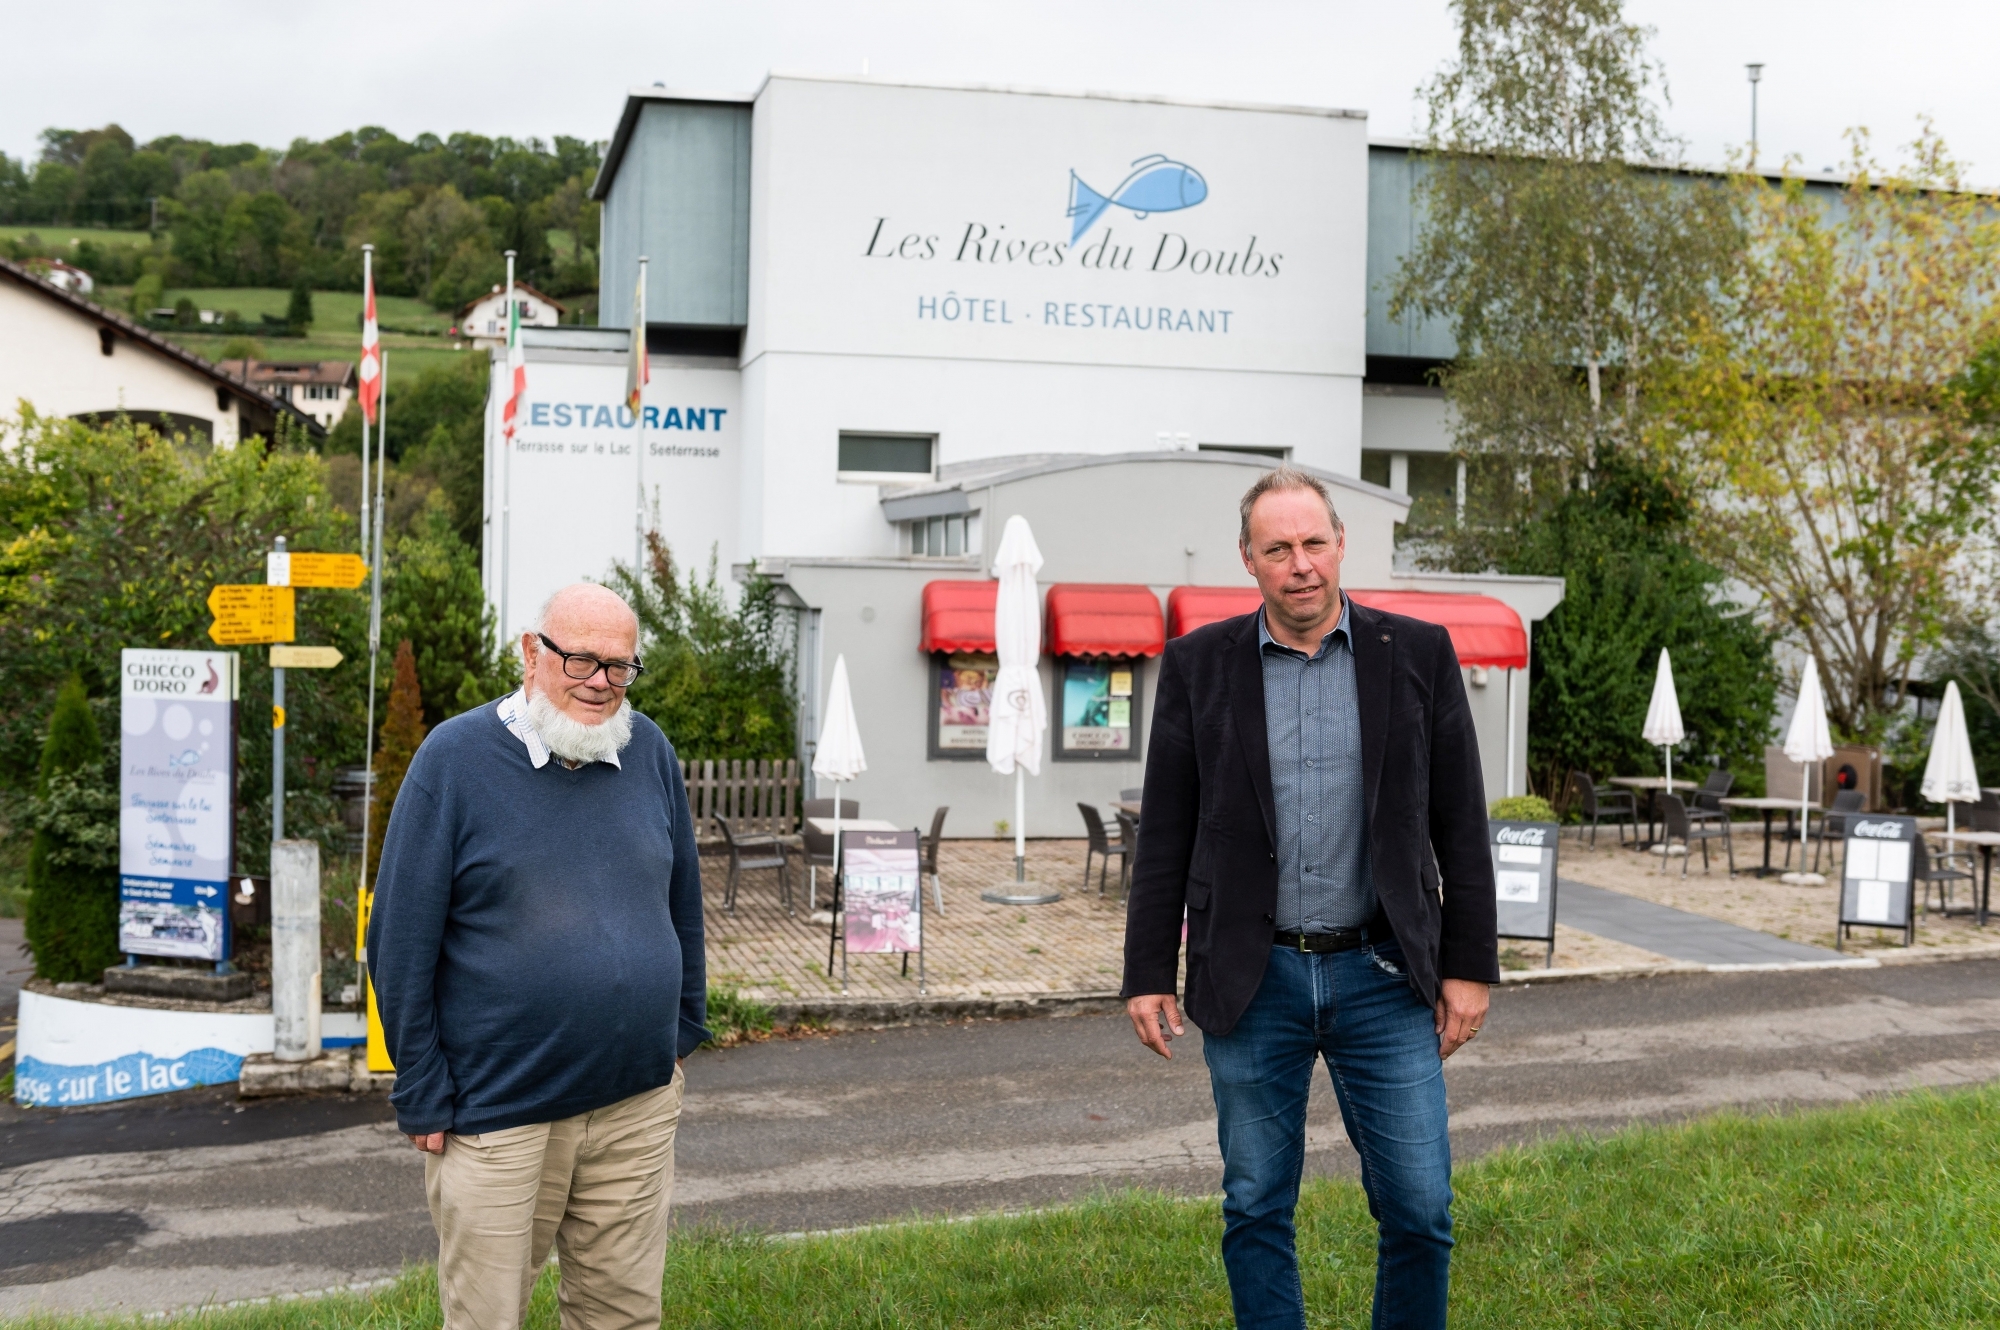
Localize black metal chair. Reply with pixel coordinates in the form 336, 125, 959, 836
1113, 811, 1140, 900
1078, 802, 1131, 896
802, 797, 859, 911
1657, 794, 1735, 876
1917, 835, 1976, 916
1811, 790, 1867, 873
715, 815, 793, 914
919, 805, 948, 915
1684, 769, 1736, 826
1567, 771, 1636, 847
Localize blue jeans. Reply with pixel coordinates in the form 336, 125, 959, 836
1202, 939, 1454, 1330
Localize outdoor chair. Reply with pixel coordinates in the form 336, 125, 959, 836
1566, 771, 1636, 848
1114, 811, 1141, 900
802, 797, 860, 911
1968, 793, 2000, 833
1684, 769, 1736, 826
1657, 793, 1735, 877
1078, 802, 1131, 896
1917, 835, 1976, 916
919, 805, 948, 915
715, 815, 793, 915
1810, 790, 1867, 873
1119, 788, 1145, 802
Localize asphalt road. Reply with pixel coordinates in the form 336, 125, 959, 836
4, 958, 1998, 1317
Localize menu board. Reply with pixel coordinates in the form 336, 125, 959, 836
1489, 819, 1559, 951
841, 829, 922, 954
1839, 814, 1916, 934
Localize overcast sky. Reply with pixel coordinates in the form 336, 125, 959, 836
7, 0, 1995, 184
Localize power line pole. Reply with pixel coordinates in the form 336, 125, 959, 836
1747, 64, 1764, 169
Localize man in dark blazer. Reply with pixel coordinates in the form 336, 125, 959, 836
1123, 467, 1497, 1330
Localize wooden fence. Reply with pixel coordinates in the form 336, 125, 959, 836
679, 758, 802, 843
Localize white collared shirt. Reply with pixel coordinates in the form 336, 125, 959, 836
496, 688, 622, 770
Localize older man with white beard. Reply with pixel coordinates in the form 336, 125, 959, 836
369, 581, 708, 1330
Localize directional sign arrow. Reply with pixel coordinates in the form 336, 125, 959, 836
207, 585, 295, 646
270, 645, 343, 669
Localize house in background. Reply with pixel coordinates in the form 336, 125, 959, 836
20, 258, 96, 295
457, 282, 564, 348
0, 257, 321, 447
218, 359, 355, 430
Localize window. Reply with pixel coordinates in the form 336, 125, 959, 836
839, 432, 934, 480
1199, 443, 1289, 460
1055, 657, 1142, 760
928, 653, 998, 759
910, 512, 979, 557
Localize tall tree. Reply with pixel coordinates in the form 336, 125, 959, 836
1390, 0, 1740, 539
369, 640, 428, 873
1662, 130, 2000, 737
22, 676, 121, 981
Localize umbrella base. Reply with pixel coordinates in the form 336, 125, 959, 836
981, 884, 1063, 905
1779, 871, 1828, 885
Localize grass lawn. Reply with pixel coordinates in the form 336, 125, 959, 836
8, 1085, 1996, 1328
95, 288, 455, 336
158, 330, 474, 388
0, 225, 153, 249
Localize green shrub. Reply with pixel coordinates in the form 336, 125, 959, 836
1490, 794, 1558, 823
22, 676, 121, 981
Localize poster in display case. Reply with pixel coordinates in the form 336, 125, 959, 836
930, 653, 997, 758
1057, 658, 1139, 759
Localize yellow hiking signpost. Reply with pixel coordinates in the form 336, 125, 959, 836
269, 645, 344, 669
206, 585, 295, 646
268, 551, 367, 589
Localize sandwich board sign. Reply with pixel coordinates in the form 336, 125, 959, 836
118, 649, 238, 962
835, 829, 924, 994
1837, 814, 1917, 949
1489, 819, 1559, 967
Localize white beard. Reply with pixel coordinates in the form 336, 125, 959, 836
526, 691, 634, 765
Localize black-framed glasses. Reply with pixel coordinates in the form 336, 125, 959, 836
538, 633, 645, 687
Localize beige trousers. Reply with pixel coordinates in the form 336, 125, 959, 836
424, 1072, 685, 1330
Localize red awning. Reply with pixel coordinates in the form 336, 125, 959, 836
920, 580, 998, 654
1045, 584, 1166, 658
1166, 585, 1263, 638
1346, 589, 1528, 669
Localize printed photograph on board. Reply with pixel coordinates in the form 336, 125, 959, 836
842, 833, 922, 953
937, 653, 998, 750
1062, 659, 1132, 752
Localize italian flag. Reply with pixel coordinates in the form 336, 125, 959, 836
357, 258, 381, 424
501, 295, 526, 443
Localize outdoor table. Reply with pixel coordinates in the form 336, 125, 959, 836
806, 817, 900, 836
1934, 830, 2000, 927
1111, 799, 1142, 818
1605, 776, 1697, 849
1719, 796, 1806, 877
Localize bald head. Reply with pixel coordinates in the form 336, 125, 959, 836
521, 583, 640, 726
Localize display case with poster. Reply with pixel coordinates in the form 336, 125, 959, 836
834, 829, 924, 993
1056, 657, 1141, 760
1836, 814, 1917, 949
118, 649, 239, 963
1488, 819, 1558, 968
928, 652, 997, 759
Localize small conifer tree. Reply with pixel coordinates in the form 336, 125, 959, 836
285, 280, 314, 333
369, 640, 429, 873
23, 676, 122, 981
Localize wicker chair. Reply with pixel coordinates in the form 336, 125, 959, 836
1078, 803, 1131, 896
1657, 794, 1735, 877
1567, 771, 1637, 847
715, 815, 793, 914
918, 805, 948, 914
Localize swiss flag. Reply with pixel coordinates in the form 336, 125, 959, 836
357, 269, 381, 424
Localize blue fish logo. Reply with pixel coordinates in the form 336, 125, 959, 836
1067, 155, 1209, 243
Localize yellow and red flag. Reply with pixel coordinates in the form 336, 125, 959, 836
625, 262, 649, 415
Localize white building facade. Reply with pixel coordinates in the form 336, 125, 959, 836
482, 76, 1559, 833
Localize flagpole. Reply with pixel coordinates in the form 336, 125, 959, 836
633, 255, 648, 572
358, 245, 373, 562
500, 251, 516, 642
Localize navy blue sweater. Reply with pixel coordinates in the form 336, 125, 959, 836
367, 700, 708, 1135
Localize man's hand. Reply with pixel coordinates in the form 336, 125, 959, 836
1127, 994, 1185, 1059
1434, 979, 1489, 1059
408, 1132, 446, 1154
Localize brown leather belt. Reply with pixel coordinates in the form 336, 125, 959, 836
1273, 928, 1369, 954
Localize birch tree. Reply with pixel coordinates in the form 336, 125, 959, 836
1662, 130, 2000, 736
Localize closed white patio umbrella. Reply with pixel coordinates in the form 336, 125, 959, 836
811, 654, 867, 906
983, 515, 1058, 904
1641, 648, 1686, 788
1921, 680, 1980, 835
1782, 657, 1836, 884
